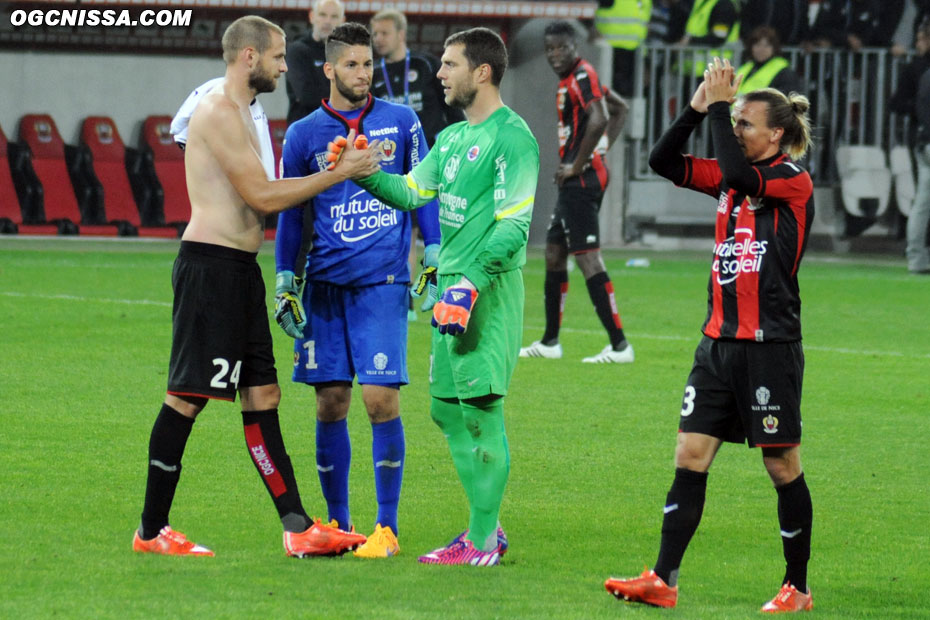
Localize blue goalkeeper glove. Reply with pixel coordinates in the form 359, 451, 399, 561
411, 243, 439, 311
431, 286, 478, 335
274, 270, 306, 339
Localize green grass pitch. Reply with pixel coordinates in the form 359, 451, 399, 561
0, 237, 927, 619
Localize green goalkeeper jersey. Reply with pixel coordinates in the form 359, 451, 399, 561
358, 105, 539, 291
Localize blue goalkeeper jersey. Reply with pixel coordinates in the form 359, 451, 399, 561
275, 94, 440, 286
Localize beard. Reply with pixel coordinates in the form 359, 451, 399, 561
248, 66, 277, 94
447, 83, 478, 110
334, 74, 370, 105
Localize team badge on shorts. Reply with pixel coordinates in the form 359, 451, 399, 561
373, 352, 388, 371
762, 414, 779, 434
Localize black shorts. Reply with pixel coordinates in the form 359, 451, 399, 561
545, 184, 605, 253
678, 336, 805, 448
167, 241, 277, 401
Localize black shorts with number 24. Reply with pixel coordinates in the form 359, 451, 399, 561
167, 241, 277, 402
678, 336, 805, 448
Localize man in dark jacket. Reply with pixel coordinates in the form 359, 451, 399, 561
285, 0, 345, 125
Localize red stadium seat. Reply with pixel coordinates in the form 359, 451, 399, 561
81, 116, 178, 237
268, 118, 286, 179
18, 114, 117, 235
141, 115, 190, 231
264, 118, 287, 240
2, 124, 57, 234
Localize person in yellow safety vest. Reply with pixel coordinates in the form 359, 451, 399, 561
736, 26, 804, 97
679, 0, 740, 76
595, 0, 652, 97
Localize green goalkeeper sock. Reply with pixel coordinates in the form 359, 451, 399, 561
430, 396, 475, 504
461, 396, 510, 552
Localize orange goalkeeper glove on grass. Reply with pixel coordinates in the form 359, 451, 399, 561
431, 287, 478, 335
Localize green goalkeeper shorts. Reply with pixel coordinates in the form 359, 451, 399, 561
429, 270, 524, 400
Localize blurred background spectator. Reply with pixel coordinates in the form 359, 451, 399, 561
736, 26, 806, 96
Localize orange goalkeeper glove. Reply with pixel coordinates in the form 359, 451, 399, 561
325, 134, 369, 170
431, 287, 478, 335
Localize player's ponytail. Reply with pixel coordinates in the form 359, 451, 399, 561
740, 88, 813, 161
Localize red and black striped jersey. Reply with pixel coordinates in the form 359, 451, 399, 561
684, 151, 813, 342
556, 58, 609, 191
650, 103, 814, 342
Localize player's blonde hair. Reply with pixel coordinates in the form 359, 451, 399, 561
740, 88, 813, 161
221, 16, 285, 65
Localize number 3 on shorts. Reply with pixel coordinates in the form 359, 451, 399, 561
211, 357, 242, 389
680, 385, 696, 417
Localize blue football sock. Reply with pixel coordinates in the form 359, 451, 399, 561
316, 419, 351, 530
371, 417, 405, 533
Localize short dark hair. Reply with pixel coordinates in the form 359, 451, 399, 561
325, 22, 370, 63
444, 27, 508, 87
544, 20, 576, 40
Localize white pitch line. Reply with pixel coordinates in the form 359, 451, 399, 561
521, 323, 930, 360
0, 291, 171, 307
3, 291, 926, 360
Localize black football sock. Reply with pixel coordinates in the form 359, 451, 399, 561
585, 271, 626, 348
542, 270, 569, 345
242, 409, 310, 533
653, 467, 708, 587
776, 473, 812, 594
140, 403, 195, 540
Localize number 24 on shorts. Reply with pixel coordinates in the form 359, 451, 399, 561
211, 357, 241, 389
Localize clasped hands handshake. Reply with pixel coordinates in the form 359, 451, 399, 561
324, 129, 385, 180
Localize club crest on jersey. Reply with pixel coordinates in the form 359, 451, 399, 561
444, 154, 461, 181
378, 139, 397, 163
467, 145, 480, 161
762, 414, 779, 434
408, 69, 418, 82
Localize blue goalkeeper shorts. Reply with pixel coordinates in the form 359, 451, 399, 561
292, 281, 409, 386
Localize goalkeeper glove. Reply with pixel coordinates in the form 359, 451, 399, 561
411, 243, 440, 311
325, 134, 369, 170
431, 286, 478, 336
274, 270, 307, 339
